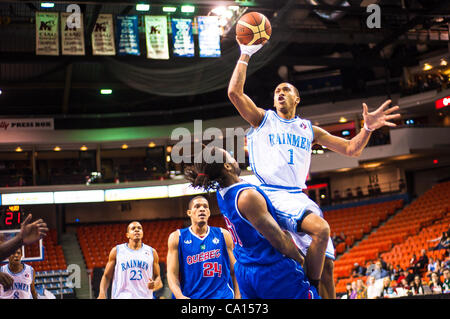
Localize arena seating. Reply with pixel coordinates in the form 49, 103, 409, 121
26, 229, 67, 272
333, 181, 450, 294
77, 219, 185, 269
325, 199, 404, 257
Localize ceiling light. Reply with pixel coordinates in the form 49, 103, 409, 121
136, 3, 150, 11
100, 89, 112, 95
53, 146, 61, 152
121, 144, 128, 150
162, 6, 177, 13
181, 5, 195, 13
339, 117, 347, 123
423, 63, 433, 71
40, 2, 55, 8
80, 145, 88, 151
440, 59, 448, 66
15, 147, 23, 152
148, 142, 156, 148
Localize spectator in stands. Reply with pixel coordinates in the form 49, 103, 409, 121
379, 277, 397, 298
341, 283, 352, 299
355, 278, 367, 299
366, 261, 376, 275
429, 272, 444, 294
396, 278, 411, 297
350, 281, 357, 299
351, 263, 366, 277
410, 275, 425, 296
366, 276, 380, 299
430, 231, 450, 251
415, 249, 429, 275
442, 268, 450, 293
369, 260, 389, 280
427, 257, 438, 273
407, 253, 418, 272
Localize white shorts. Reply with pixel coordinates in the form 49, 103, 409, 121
260, 185, 335, 260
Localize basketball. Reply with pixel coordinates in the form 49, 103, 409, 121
236, 12, 272, 45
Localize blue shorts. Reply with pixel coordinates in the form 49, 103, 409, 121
234, 257, 320, 299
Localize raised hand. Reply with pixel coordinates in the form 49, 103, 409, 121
236, 37, 265, 58
19, 214, 48, 246
363, 100, 401, 131
363, 99, 401, 131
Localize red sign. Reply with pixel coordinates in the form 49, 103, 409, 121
435, 96, 450, 109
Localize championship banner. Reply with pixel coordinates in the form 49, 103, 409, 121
0, 118, 54, 131
91, 14, 116, 56
116, 15, 141, 56
35, 12, 59, 56
144, 15, 169, 60
61, 12, 85, 56
197, 16, 221, 58
171, 18, 195, 57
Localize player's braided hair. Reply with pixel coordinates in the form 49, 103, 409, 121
184, 145, 227, 192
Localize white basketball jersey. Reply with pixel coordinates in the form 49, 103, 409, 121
247, 110, 313, 189
111, 243, 155, 299
0, 263, 34, 299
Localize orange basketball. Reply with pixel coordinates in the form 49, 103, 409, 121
236, 12, 271, 45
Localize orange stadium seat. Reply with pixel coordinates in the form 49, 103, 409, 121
333, 181, 450, 292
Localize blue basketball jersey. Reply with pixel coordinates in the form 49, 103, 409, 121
216, 181, 285, 265
216, 181, 318, 299
178, 226, 234, 299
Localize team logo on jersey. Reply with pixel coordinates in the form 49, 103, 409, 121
212, 237, 220, 245
25, 273, 29, 278
200, 244, 206, 250
184, 240, 192, 245
300, 122, 307, 130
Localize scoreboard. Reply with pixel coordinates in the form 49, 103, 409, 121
0, 205, 24, 230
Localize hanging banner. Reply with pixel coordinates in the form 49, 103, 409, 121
144, 15, 169, 60
197, 16, 221, 58
61, 12, 85, 56
171, 18, 195, 57
116, 15, 140, 56
35, 12, 59, 56
92, 14, 116, 56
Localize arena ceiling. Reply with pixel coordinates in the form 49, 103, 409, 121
0, 0, 449, 129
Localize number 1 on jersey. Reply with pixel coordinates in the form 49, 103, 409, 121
288, 149, 294, 165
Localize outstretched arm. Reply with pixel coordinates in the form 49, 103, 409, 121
314, 100, 400, 157
0, 214, 48, 261
237, 188, 304, 265
227, 41, 266, 128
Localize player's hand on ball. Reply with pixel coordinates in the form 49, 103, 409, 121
237, 37, 265, 58
362, 99, 401, 131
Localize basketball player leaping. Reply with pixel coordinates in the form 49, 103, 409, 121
98, 221, 163, 299
167, 196, 240, 299
227, 40, 401, 299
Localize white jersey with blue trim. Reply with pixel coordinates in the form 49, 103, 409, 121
247, 109, 314, 189
111, 243, 155, 299
0, 263, 34, 299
